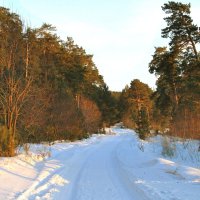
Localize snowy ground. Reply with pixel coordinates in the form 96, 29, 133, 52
0, 127, 200, 200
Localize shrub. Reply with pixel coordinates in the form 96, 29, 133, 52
161, 136, 176, 158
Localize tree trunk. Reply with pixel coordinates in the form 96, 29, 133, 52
25, 42, 29, 79
188, 34, 198, 60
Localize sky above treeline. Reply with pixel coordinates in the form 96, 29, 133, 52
1, 0, 200, 91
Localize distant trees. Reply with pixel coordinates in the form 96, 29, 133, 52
119, 79, 153, 139
93, 84, 120, 127
0, 7, 117, 156
149, 1, 200, 139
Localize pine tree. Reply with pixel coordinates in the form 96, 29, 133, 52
149, 1, 200, 139
119, 79, 153, 139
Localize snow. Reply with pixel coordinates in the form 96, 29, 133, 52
0, 126, 200, 200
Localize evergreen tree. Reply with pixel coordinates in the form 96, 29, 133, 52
149, 1, 200, 139
162, 1, 200, 59
119, 79, 153, 139
0, 7, 112, 156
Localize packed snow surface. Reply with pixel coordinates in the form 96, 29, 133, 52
0, 126, 200, 200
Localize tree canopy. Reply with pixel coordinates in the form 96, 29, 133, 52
0, 7, 117, 156
149, 1, 200, 139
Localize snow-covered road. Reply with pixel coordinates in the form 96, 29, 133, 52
0, 127, 200, 200
64, 135, 149, 200
16, 132, 150, 200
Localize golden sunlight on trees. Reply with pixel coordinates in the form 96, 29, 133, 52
80, 96, 102, 134
0, 7, 118, 156
149, 1, 200, 139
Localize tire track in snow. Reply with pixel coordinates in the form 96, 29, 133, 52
68, 135, 150, 200
112, 138, 151, 200
16, 134, 157, 200
113, 136, 162, 200
15, 144, 92, 200
69, 137, 124, 200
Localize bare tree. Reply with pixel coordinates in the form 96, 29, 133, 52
0, 69, 31, 156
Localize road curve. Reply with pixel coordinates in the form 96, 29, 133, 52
17, 134, 150, 200
57, 134, 150, 200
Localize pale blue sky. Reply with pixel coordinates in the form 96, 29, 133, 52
1, 0, 200, 91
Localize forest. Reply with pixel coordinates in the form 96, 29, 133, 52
0, 1, 200, 157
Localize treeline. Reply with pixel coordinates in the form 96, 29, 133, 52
119, 1, 200, 140
1, 1, 200, 156
0, 7, 119, 156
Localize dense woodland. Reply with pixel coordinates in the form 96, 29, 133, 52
0, 7, 119, 156
0, 1, 200, 156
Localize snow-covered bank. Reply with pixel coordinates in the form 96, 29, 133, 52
112, 127, 200, 200
0, 128, 200, 200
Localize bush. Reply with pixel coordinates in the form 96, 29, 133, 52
161, 136, 176, 158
